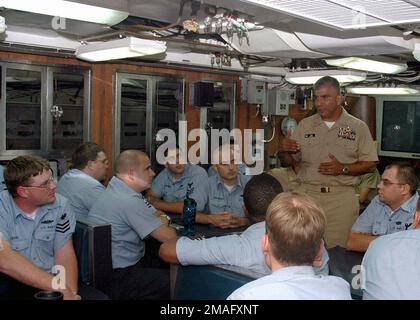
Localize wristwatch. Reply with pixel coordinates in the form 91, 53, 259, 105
342, 165, 349, 175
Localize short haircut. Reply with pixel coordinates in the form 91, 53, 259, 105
4, 155, 51, 197
72, 142, 104, 170
385, 163, 419, 195
313, 76, 341, 95
266, 192, 326, 266
243, 173, 283, 223
115, 150, 148, 174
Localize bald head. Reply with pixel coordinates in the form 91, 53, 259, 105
115, 150, 149, 174
115, 150, 155, 193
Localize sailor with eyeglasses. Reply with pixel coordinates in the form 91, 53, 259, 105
0, 155, 79, 300
346, 163, 419, 252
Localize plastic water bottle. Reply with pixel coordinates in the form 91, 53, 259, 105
182, 184, 197, 236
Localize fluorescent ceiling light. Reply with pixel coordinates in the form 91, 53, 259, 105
285, 69, 366, 85
76, 37, 167, 62
346, 86, 420, 95
325, 57, 407, 74
0, 0, 128, 25
413, 43, 420, 63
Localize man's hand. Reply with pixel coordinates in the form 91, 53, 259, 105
147, 194, 159, 205
228, 215, 249, 228
318, 153, 344, 176
282, 129, 300, 153
208, 212, 235, 229
312, 257, 323, 268
154, 210, 166, 217
63, 289, 81, 300
155, 210, 171, 226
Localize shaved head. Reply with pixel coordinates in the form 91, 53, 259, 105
116, 150, 149, 174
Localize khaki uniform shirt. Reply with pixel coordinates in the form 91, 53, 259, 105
291, 108, 378, 187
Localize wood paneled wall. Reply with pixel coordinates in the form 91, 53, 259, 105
0, 50, 313, 174
0, 51, 249, 176
5, 51, 410, 175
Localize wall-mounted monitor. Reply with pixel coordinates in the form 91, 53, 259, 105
376, 96, 420, 159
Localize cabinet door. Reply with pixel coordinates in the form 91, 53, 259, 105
114, 73, 184, 171
1, 64, 91, 159
150, 79, 184, 172
50, 71, 88, 151
5, 68, 43, 151
118, 77, 148, 152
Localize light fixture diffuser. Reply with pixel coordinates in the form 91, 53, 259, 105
413, 43, 420, 63
76, 37, 167, 62
325, 57, 407, 74
285, 69, 366, 85
346, 86, 419, 95
0, 0, 129, 25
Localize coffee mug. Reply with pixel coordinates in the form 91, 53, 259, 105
34, 290, 63, 300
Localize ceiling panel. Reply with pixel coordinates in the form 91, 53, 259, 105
332, 0, 420, 24
240, 0, 420, 29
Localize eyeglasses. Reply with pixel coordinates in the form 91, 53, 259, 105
23, 175, 55, 190
379, 178, 404, 187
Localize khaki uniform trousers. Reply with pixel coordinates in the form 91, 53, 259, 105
296, 184, 359, 248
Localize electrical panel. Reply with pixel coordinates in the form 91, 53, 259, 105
268, 88, 292, 116
246, 80, 266, 105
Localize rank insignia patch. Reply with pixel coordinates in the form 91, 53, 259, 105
56, 220, 70, 233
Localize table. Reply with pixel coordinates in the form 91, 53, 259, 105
146, 213, 247, 263
167, 214, 252, 299
168, 213, 247, 238
327, 246, 364, 300
170, 264, 261, 300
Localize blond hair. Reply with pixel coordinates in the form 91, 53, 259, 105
266, 192, 326, 266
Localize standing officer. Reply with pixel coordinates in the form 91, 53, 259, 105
281, 76, 378, 248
